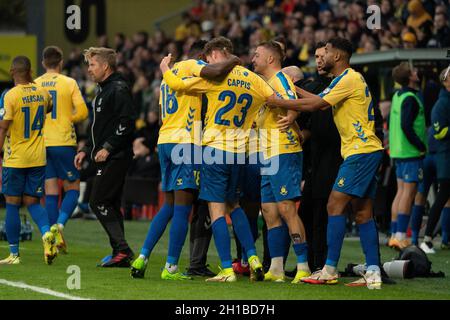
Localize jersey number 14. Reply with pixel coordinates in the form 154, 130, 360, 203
21, 105, 44, 139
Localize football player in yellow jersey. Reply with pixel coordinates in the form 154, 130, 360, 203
252, 41, 310, 283
0, 56, 57, 265
161, 37, 276, 282
267, 37, 384, 289
131, 40, 240, 280
35, 46, 89, 254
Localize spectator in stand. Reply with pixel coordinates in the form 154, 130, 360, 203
431, 12, 450, 48
402, 31, 417, 49
407, 0, 433, 34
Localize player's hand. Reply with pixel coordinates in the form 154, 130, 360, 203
160, 53, 172, 73
74, 151, 86, 170
277, 114, 296, 132
94, 148, 110, 163
266, 93, 279, 108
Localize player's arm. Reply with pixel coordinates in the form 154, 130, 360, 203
71, 81, 89, 123
160, 55, 210, 93
0, 120, 11, 151
432, 100, 450, 141
199, 55, 241, 81
267, 94, 330, 112
269, 75, 353, 112
0, 91, 12, 151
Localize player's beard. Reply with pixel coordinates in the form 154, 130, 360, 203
321, 61, 333, 74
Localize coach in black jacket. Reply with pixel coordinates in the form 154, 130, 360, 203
75, 47, 136, 267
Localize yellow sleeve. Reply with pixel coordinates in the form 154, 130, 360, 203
318, 73, 353, 106
185, 59, 206, 77
257, 77, 275, 99
163, 70, 211, 93
71, 80, 89, 123
3, 91, 15, 121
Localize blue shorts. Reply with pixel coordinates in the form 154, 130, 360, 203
333, 151, 382, 199
261, 152, 302, 203
2, 166, 45, 197
436, 151, 450, 180
240, 153, 262, 202
395, 158, 424, 183
158, 143, 200, 192
46, 146, 80, 181
199, 147, 245, 203
418, 154, 436, 194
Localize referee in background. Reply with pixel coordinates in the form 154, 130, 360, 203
75, 47, 136, 267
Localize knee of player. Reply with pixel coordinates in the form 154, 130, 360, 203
64, 179, 81, 191
22, 196, 40, 207
355, 212, 372, 225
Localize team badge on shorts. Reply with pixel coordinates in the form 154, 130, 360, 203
338, 177, 345, 187
176, 178, 183, 186
280, 186, 288, 196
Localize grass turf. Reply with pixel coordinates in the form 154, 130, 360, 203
0, 209, 449, 300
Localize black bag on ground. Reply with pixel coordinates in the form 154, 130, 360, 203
397, 245, 445, 278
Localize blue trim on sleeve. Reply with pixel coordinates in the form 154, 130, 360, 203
197, 60, 208, 66
0, 89, 9, 120
319, 69, 350, 98
276, 72, 296, 99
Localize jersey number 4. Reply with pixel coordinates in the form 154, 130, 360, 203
215, 90, 253, 127
21, 105, 44, 139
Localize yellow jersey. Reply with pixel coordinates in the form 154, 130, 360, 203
258, 71, 301, 158
35, 72, 88, 147
158, 59, 206, 145
319, 68, 383, 159
1, 83, 51, 168
163, 65, 274, 153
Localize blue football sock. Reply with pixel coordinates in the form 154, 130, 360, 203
166, 205, 192, 265
45, 195, 59, 226
411, 205, 424, 245
241, 249, 248, 264
212, 216, 232, 269
293, 242, 308, 263
267, 226, 286, 258
57, 190, 79, 226
397, 213, 410, 233
325, 215, 346, 267
441, 207, 450, 244
5, 203, 21, 255
141, 204, 174, 258
358, 219, 380, 267
230, 208, 256, 258
390, 221, 397, 235
248, 215, 259, 242
27, 204, 50, 235
281, 221, 291, 261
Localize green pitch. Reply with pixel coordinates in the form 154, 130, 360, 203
0, 209, 449, 300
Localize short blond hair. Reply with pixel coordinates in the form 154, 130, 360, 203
83, 47, 117, 70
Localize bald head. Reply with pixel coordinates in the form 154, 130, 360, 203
281, 66, 303, 83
